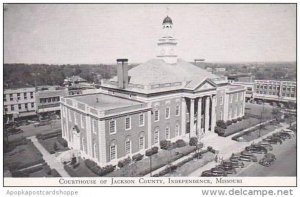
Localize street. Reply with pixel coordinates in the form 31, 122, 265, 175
234, 137, 296, 177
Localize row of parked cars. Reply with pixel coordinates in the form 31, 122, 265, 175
201, 129, 294, 176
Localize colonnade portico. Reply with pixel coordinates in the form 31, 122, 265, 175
182, 95, 217, 139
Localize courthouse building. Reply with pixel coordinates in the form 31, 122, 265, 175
60, 16, 246, 166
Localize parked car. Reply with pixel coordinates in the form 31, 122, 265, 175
256, 142, 273, 151
201, 170, 216, 177
230, 153, 240, 161
259, 154, 276, 167
245, 145, 268, 154
216, 161, 237, 174
230, 160, 245, 168
262, 136, 282, 144
239, 154, 258, 162
282, 129, 296, 138
278, 132, 291, 139
210, 167, 228, 176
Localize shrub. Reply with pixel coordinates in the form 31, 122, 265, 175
175, 139, 186, 148
207, 146, 217, 154
237, 117, 243, 121
215, 126, 225, 136
84, 159, 97, 169
160, 140, 171, 150
145, 149, 154, 157
193, 152, 203, 159
226, 120, 233, 126
216, 120, 227, 129
100, 165, 115, 175
132, 153, 144, 162
232, 119, 237, 123
152, 146, 159, 154
84, 159, 115, 176
117, 157, 132, 168
189, 137, 198, 146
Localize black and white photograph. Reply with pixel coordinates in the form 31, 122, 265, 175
2, 3, 297, 187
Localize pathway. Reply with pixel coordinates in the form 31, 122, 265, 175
28, 136, 70, 177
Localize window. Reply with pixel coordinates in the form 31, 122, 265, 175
3, 95, 6, 102
125, 139, 131, 155
139, 113, 145, 126
18, 104, 22, 110
154, 110, 159, 121
5, 106, 8, 112
24, 103, 28, 109
139, 136, 145, 150
165, 126, 170, 139
109, 120, 116, 134
31, 103, 34, 108
291, 94, 295, 97
154, 128, 159, 144
125, 117, 131, 130
165, 107, 170, 119
11, 105, 14, 111
17, 93, 21, 100
24, 93, 27, 100
81, 138, 85, 152
282, 93, 286, 97
30, 92, 34, 99
175, 105, 180, 116
175, 124, 180, 136
81, 114, 85, 129
110, 145, 116, 160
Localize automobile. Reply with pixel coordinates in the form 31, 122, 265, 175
278, 132, 292, 139
7, 128, 23, 135
210, 167, 228, 176
216, 162, 237, 174
201, 170, 216, 177
282, 129, 296, 138
230, 160, 245, 168
272, 133, 288, 141
241, 150, 254, 156
255, 142, 273, 151
262, 136, 282, 144
264, 153, 276, 160
245, 145, 268, 154
239, 154, 258, 162
259, 154, 275, 167
230, 153, 240, 161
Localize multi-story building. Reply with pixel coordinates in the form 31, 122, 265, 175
64, 76, 95, 95
4, 87, 37, 121
36, 86, 68, 115
60, 16, 246, 166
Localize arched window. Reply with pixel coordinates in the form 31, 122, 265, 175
125, 138, 131, 155
110, 140, 117, 161
175, 123, 180, 137
154, 127, 159, 144
139, 132, 145, 150
165, 126, 170, 139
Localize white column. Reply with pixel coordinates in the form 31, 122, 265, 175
181, 98, 186, 136
211, 96, 216, 132
197, 97, 202, 135
190, 98, 195, 137
204, 97, 210, 133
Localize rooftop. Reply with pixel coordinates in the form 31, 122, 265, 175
71, 93, 142, 111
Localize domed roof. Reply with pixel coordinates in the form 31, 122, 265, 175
163, 16, 173, 24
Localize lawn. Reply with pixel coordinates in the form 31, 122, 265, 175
38, 136, 69, 154
4, 141, 44, 171
223, 117, 261, 137
235, 124, 278, 142
162, 151, 215, 177
64, 157, 98, 177
105, 145, 196, 177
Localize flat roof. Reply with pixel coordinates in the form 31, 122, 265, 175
71, 93, 142, 111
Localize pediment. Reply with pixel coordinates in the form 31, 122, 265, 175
194, 79, 216, 92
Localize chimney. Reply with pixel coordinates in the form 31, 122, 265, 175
117, 59, 129, 89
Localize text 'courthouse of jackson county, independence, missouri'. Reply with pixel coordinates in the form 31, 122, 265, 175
60, 16, 246, 167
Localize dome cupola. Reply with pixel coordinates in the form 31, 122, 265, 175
163, 16, 173, 25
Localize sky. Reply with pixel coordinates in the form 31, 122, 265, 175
4, 4, 296, 64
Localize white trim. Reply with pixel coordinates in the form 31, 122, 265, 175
154, 109, 160, 122
139, 136, 145, 150
175, 104, 180, 116
125, 116, 131, 130
109, 119, 117, 134
154, 127, 159, 144
165, 126, 170, 139
165, 107, 170, 119
110, 144, 117, 161
139, 113, 145, 127
125, 139, 132, 155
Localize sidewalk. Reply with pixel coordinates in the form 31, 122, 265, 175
28, 136, 70, 177
188, 122, 293, 177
